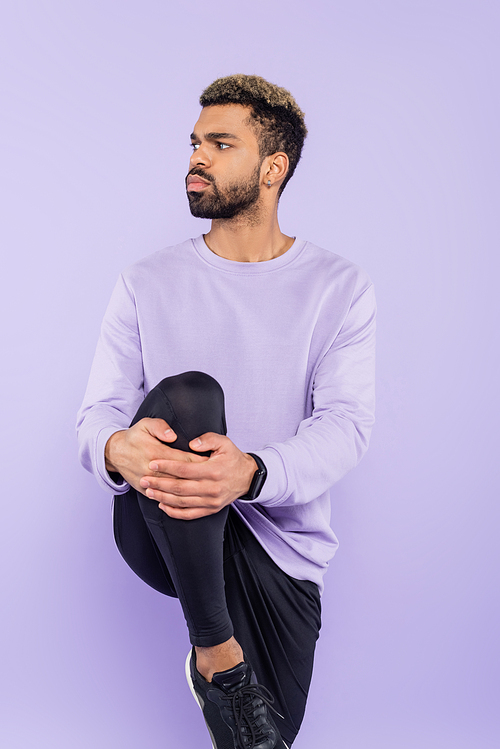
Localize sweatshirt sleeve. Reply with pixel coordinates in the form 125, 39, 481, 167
76, 274, 145, 494
248, 281, 376, 507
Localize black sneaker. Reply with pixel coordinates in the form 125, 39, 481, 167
185, 648, 289, 749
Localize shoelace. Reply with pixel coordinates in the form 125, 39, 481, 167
223, 683, 283, 749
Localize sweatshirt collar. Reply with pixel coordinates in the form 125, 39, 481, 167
192, 235, 306, 274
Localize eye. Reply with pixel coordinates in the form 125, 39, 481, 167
190, 143, 200, 150
217, 142, 230, 150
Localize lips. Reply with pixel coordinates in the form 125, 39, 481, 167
187, 174, 211, 192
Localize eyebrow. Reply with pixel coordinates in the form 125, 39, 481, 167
190, 131, 242, 142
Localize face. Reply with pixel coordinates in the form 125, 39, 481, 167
186, 104, 264, 220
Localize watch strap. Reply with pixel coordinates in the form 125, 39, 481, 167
238, 453, 267, 501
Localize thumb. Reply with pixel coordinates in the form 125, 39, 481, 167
189, 432, 225, 453
146, 417, 177, 443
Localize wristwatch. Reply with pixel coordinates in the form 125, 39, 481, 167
239, 453, 267, 500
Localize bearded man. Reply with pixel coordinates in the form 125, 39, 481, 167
77, 74, 376, 749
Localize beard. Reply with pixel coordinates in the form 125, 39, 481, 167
186, 164, 262, 220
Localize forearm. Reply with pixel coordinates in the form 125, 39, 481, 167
243, 283, 376, 508
247, 409, 373, 508
76, 273, 146, 493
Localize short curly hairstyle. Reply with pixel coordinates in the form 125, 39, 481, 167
200, 74, 307, 196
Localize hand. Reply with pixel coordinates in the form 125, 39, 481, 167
139, 433, 258, 520
105, 418, 209, 495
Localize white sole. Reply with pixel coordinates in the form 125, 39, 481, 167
185, 650, 217, 749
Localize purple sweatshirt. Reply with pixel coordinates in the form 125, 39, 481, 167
77, 236, 376, 592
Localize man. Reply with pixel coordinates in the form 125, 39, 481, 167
77, 74, 376, 749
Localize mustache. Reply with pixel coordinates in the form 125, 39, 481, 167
186, 167, 215, 184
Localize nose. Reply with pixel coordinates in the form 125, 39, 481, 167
189, 141, 211, 169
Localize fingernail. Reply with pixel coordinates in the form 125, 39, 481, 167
164, 429, 172, 435
149, 462, 158, 471
141, 480, 150, 488
194, 438, 202, 446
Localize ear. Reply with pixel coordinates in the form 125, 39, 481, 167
262, 152, 289, 189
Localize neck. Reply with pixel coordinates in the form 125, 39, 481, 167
204, 206, 294, 263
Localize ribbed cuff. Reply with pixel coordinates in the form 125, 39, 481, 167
95, 426, 131, 495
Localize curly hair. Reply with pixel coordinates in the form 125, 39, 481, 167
199, 74, 307, 196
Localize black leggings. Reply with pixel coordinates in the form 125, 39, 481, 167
112, 372, 321, 745
115, 371, 233, 646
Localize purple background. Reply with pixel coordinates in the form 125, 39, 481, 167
1, 1, 499, 747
